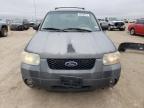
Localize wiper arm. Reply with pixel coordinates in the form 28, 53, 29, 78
42, 27, 64, 31
63, 28, 92, 32
42, 27, 92, 32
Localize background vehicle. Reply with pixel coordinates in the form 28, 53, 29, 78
28, 21, 35, 27
106, 17, 126, 31
98, 19, 108, 30
21, 7, 121, 91
128, 18, 144, 36
10, 19, 29, 31
128, 19, 136, 23
0, 19, 8, 37
124, 19, 128, 23
32, 20, 42, 30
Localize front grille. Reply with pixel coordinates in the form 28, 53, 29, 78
115, 22, 124, 27
47, 58, 96, 70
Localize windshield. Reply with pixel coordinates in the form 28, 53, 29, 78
12, 19, 23, 24
109, 17, 122, 21
41, 11, 100, 32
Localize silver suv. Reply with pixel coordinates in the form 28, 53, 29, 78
21, 7, 121, 91
106, 17, 126, 31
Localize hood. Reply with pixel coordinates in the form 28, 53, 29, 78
11, 23, 22, 26
110, 21, 124, 23
26, 31, 116, 58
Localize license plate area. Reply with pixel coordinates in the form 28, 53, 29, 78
60, 76, 83, 88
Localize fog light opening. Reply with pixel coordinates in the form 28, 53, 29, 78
109, 79, 118, 87
25, 79, 34, 88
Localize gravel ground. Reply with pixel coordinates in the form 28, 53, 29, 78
0, 28, 144, 108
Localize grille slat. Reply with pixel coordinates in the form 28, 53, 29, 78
47, 58, 95, 70
115, 22, 124, 27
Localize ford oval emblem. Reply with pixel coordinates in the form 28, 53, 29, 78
65, 61, 78, 67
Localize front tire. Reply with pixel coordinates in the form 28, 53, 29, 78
108, 26, 112, 31
0, 27, 8, 37
130, 29, 135, 35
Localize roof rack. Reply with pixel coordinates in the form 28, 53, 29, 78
55, 7, 85, 10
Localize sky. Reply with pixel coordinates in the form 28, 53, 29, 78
0, 0, 144, 19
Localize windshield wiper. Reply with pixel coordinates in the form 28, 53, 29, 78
63, 28, 92, 32
41, 27, 64, 32
41, 27, 93, 32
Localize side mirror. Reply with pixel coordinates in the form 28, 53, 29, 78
33, 24, 40, 30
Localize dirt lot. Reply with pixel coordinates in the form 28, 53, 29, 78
0, 28, 144, 108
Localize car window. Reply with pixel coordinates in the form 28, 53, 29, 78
136, 19, 144, 24
41, 11, 100, 31
108, 17, 121, 21
12, 19, 23, 24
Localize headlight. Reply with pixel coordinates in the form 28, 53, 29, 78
110, 22, 115, 26
103, 51, 120, 65
22, 51, 40, 65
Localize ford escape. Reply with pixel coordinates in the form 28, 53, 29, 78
21, 7, 121, 91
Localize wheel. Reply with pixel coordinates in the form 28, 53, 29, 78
108, 26, 112, 31
130, 29, 135, 35
0, 27, 8, 37
21, 26, 24, 31
18, 26, 22, 31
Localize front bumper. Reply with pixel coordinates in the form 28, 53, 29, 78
109, 25, 125, 29
21, 59, 121, 91
10, 25, 23, 30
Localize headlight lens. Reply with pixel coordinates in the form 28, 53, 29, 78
22, 51, 40, 65
103, 51, 120, 65
110, 22, 115, 26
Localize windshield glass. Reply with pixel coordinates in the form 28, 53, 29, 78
12, 19, 23, 24
41, 11, 100, 32
109, 17, 122, 21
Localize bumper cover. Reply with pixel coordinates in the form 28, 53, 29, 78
21, 62, 121, 91
110, 25, 125, 29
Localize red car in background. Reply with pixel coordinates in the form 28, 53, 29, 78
128, 18, 144, 36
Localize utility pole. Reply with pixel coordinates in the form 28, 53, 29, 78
33, 0, 37, 22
